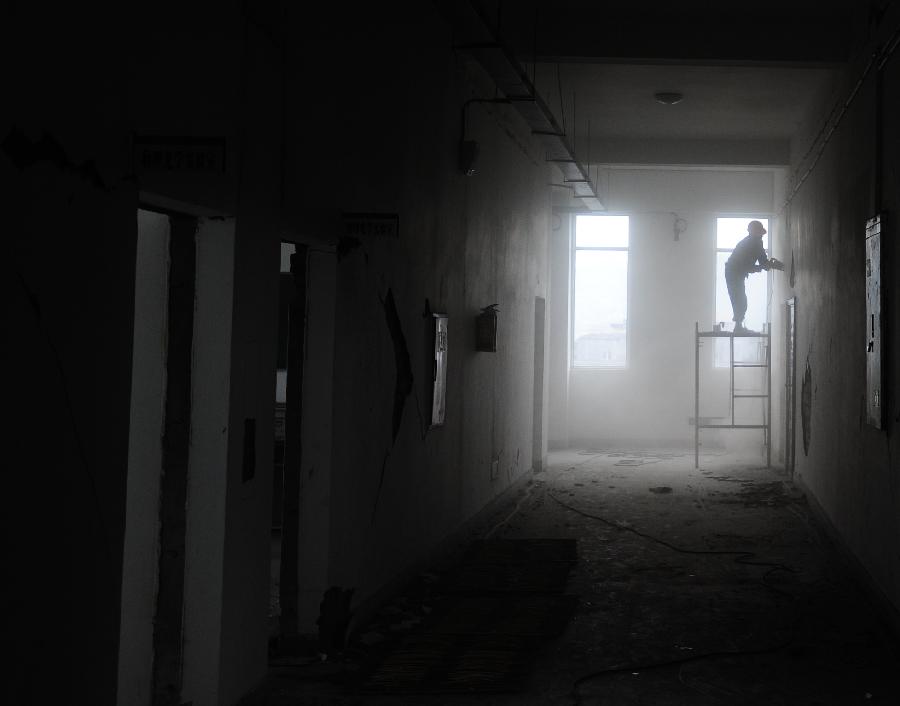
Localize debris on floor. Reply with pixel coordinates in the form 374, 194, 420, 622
648, 486, 673, 494
246, 450, 900, 705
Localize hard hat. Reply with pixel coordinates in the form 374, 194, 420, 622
748, 220, 767, 235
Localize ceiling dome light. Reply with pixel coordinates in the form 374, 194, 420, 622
654, 91, 684, 105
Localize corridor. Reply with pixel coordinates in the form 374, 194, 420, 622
7, 2, 899, 704
248, 449, 900, 705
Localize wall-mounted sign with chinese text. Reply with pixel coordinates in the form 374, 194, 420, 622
342, 212, 399, 239
133, 136, 227, 173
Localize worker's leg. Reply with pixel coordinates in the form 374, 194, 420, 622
725, 270, 747, 324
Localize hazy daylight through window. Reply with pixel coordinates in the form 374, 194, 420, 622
715, 217, 770, 366
573, 215, 629, 368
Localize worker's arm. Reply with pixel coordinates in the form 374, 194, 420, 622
754, 239, 771, 271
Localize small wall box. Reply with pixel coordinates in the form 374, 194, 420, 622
430, 314, 448, 427
476, 305, 498, 352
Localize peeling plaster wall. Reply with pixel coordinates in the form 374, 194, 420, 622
551, 168, 778, 448
773, 11, 900, 624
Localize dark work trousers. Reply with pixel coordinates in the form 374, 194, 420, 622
725, 266, 747, 323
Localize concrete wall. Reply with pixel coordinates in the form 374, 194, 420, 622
549, 167, 779, 448
5, 6, 137, 704
283, 4, 552, 614
295, 248, 338, 629
6, 2, 276, 704
9, 0, 895, 701
771, 8, 900, 624
6, 3, 552, 704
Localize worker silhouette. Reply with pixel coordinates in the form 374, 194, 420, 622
725, 220, 770, 334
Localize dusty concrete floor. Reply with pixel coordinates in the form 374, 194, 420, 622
249, 449, 900, 705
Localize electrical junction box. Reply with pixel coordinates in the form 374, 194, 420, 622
865, 214, 884, 429
476, 304, 498, 352
431, 314, 448, 427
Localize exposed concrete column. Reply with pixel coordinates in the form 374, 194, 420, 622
181, 218, 236, 706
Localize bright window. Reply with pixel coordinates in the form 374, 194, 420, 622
572, 215, 629, 368
715, 217, 769, 367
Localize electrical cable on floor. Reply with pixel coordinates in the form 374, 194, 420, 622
570, 639, 794, 705
483, 481, 536, 539
546, 490, 797, 596
543, 463, 802, 703
477, 457, 813, 702
482, 452, 605, 539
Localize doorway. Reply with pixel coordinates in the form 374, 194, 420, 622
784, 297, 797, 475
119, 208, 236, 706
119, 209, 173, 706
533, 296, 547, 472
272, 242, 308, 644
120, 208, 198, 705
268, 239, 337, 645
269, 243, 292, 638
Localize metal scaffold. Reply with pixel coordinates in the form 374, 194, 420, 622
694, 322, 771, 469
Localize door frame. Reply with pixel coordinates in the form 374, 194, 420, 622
784, 297, 797, 475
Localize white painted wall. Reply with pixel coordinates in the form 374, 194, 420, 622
548, 215, 571, 449
118, 209, 170, 706
550, 167, 779, 448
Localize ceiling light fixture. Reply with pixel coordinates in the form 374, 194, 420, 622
654, 91, 684, 105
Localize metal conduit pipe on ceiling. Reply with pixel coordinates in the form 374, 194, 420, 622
436, 0, 605, 211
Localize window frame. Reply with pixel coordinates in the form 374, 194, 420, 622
570, 213, 631, 370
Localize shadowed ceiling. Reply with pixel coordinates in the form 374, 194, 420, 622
473, 0, 881, 165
